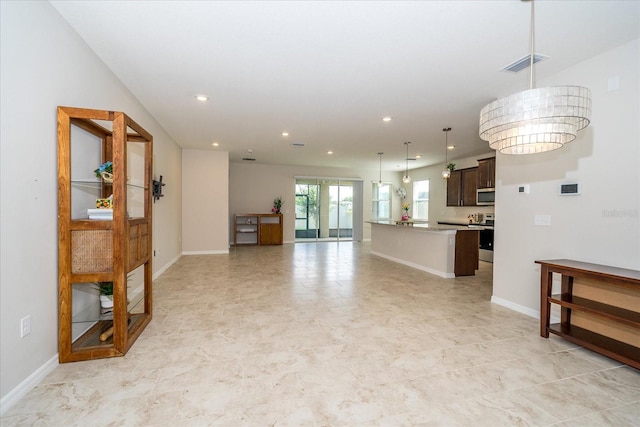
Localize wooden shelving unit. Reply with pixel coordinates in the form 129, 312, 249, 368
234, 213, 283, 246
57, 106, 153, 363
537, 259, 640, 369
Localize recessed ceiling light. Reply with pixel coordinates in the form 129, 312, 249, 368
248, 149, 253, 153
447, 145, 455, 150
195, 95, 209, 102
211, 142, 219, 147
327, 151, 333, 155
382, 116, 392, 122
415, 154, 422, 159
282, 132, 289, 137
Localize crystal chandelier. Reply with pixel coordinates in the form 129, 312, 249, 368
442, 127, 452, 179
478, 0, 591, 154
402, 142, 411, 183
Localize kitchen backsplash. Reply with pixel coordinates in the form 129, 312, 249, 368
438, 206, 495, 224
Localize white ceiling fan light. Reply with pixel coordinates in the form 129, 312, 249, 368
479, 0, 592, 155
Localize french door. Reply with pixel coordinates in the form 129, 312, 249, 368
294, 177, 363, 242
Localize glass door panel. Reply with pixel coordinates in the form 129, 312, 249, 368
295, 182, 320, 240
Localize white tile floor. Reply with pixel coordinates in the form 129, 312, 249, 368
2, 242, 639, 426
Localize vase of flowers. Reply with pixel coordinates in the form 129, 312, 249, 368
401, 202, 410, 221
272, 196, 283, 214
94, 161, 113, 183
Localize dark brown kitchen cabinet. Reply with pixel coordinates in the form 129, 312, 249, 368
447, 167, 478, 206
478, 157, 496, 189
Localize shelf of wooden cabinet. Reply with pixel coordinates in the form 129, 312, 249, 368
549, 294, 640, 328
537, 259, 640, 369
548, 323, 640, 368
234, 213, 283, 246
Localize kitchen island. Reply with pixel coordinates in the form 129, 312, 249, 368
368, 221, 479, 278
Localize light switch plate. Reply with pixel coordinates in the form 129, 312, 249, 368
534, 215, 552, 226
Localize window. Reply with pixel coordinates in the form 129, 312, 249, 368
412, 180, 429, 220
372, 183, 391, 220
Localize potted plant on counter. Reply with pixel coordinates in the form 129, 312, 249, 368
401, 202, 411, 221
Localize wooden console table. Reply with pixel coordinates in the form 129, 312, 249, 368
536, 259, 640, 369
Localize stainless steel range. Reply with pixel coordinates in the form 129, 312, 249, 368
470, 213, 494, 262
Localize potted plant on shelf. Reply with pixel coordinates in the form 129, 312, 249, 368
272, 196, 283, 214
94, 281, 114, 312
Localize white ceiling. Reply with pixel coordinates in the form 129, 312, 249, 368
50, 1, 639, 172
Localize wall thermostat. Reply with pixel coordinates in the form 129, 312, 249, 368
559, 183, 581, 195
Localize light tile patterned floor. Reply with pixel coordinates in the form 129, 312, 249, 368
3, 242, 639, 426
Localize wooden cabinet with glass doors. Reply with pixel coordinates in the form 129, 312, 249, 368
57, 106, 153, 362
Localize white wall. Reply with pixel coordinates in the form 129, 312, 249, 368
182, 150, 229, 253
0, 1, 183, 405
493, 39, 640, 316
229, 162, 403, 243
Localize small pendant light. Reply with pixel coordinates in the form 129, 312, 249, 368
442, 127, 452, 179
402, 142, 411, 184
377, 152, 384, 187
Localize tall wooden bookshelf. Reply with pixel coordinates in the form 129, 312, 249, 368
57, 106, 153, 362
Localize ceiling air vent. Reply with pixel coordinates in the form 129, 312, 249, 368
501, 53, 547, 73
242, 157, 256, 161
290, 143, 305, 148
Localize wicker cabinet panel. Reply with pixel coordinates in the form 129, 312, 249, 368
71, 230, 113, 273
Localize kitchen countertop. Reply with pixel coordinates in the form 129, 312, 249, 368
367, 221, 471, 232
437, 220, 494, 229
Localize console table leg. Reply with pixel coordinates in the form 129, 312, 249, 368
540, 265, 552, 337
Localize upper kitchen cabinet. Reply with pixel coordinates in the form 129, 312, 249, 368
477, 157, 496, 189
447, 167, 478, 207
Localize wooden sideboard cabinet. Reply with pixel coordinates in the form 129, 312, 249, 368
57, 106, 153, 363
234, 213, 283, 246
259, 214, 284, 245
536, 259, 640, 369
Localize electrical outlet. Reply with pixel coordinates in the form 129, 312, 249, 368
20, 315, 31, 337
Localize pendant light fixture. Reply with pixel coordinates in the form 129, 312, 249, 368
402, 142, 412, 183
441, 127, 452, 179
478, 0, 591, 154
377, 152, 384, 187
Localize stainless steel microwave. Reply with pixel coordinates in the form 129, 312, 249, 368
477, 188, 495, 206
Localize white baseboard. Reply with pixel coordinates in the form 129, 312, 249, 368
152, 253, 181, 280
0, 354, 58, 416
491, 296, 561, 324
182, 249, 229, 255
371, 251, 454, 279
491, 296, 539, 318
